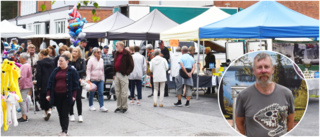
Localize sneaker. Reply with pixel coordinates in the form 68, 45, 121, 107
185, 102, 190, 107
147, 94, 153, 98
100, 106, 108, 112
174, 102, 182, 107
17, 117, 28, 122
44, 111, 51, 121
154, 103, 157, 107
89, 106, 96, 111
137, 101, 141, 106
122, 109, 127, 113
130, 100, 135, 105
114, 108, 122, 113
159, 104, 163, 107
59, 132, 67, 136
69, 115, 75, 122
78, 115, 83, 123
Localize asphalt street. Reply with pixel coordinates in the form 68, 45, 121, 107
1, 88, 240, 136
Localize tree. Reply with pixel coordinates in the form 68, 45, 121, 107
1, 1, 17, 21
41, 0, 101, 22
273, 54, 286, 86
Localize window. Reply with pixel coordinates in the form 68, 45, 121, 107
34, 24, 40, 34
55, 21, 65, 34
28, 24, 32, 31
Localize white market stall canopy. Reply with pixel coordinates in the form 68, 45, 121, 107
19, 33, 70, 39
160, 6, 230, 41
83, 12, 134, 38
106, 9, 179, 40
0, 20, 34, 38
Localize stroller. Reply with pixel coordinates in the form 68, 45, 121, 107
104, 64, 116, 100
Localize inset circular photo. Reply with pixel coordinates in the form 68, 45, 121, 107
218, 51, 308, 137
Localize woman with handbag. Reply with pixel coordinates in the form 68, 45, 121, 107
69, 47, 86, 122
86, 47, 108, 112
46, 55, 80, 136
149, 49, 168, 107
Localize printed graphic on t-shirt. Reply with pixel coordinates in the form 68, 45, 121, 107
253, 103, 288, 137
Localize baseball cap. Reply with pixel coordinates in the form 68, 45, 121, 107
81, 38, 88, 43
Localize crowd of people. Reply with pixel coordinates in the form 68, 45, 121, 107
1, 38, 217, 136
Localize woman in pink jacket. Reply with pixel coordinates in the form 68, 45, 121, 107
86, 47, 107, 112
18, 53, 33, 122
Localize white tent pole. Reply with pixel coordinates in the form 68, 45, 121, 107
202, 40, 205, 68
259, 39, 262, 50
196, 39, 200, 100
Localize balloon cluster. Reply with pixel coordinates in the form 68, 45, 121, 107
68, 5, 87, 46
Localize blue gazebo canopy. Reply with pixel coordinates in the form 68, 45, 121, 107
199, 1, 319, 39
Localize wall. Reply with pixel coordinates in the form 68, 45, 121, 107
128, 6, 149, 21
214, 1, 319, 19
78, 8, 113, 23
20, 1, 36, 16
37, 1, 51, 12
139, 1, 213, 6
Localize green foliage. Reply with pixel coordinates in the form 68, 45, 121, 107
93, 2, 99, 8
294, 109, 305, 122
82, 1, 89, 6
1, 1, 18, 21
51, 0, 56, 5
92, 15, 100, 22
77, 3, 81, 10
41, 4, 46, 12
92, 9, 96, 15
273, 54, 286, 86
294, 80, 308, 108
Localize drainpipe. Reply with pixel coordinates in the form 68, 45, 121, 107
15, 16, 19, 26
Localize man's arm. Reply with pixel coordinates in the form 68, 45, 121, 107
287, 113, 294, 131
235, 116, 246, 135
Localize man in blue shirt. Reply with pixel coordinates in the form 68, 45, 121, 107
101, 45, 111, 66
174, 46, 195, 107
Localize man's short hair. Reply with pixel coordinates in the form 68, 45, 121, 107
116, 41, 124, 47
146, 44, 153, 50
134, 46, 140, 52
181, 46, 188, 53
253, 52, 273, 68
154, 49, 161, 56
27, 44, 35, 49
20, 53, 29, 60
176, 47, 181, 52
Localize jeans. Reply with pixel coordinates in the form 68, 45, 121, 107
55, 93, 70, 133
70, 86, 82, 115
89, 80, 104, 108
129, 80, 142, 100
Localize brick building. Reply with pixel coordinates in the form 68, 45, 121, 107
214, 1, 319, 19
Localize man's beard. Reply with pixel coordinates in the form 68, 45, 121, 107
256, 74, 273, 87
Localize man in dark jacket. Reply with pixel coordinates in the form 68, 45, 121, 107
202, 47, 216, 94
113, 41, 134, 113
158, 40, 170, 97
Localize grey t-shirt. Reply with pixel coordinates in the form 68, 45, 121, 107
236, 83, 295, 137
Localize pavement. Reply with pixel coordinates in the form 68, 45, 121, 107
1, 88, 240, 136
1, 88, 318, 136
